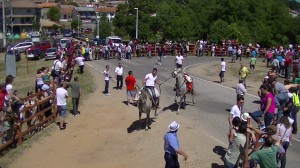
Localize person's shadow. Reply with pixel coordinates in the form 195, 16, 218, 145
211, 146, 227, 168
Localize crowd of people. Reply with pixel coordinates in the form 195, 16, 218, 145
220, 43, 300, 168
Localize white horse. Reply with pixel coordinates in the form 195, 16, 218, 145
172, 68, 195, 114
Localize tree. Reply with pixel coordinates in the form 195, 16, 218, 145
98, 13, 112, 38
71, 20, 80, 30
47, 7, 61, 21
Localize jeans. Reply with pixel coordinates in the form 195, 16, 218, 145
145, 86, 156, 103
291, 106, 299, 133
249, 110, 274, 126
105, 80, 109, 94
116, 75, 123, 89
136, 49, 140, 57
276, 93, 289, 122
281, 141, 290, 168
223, 157, 236, 168
72, 98, 79, 115
164, 153, 179, 168
79, 65, 84, 74
117, 52, 121, 60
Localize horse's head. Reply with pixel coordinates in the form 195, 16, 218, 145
172, 68, 182, 78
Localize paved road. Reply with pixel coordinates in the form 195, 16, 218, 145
85, 56, 300, 167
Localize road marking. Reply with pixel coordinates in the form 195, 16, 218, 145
210, 136, 226, 145
183, 62, 300, 143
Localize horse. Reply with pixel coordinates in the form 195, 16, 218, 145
172, 68, 195, 114
137, 89, 157, 131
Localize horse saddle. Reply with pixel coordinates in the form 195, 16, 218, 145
145, 88, 160, 100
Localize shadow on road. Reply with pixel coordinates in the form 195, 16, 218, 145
212, 145, 227, 168
127, 118, 156, 133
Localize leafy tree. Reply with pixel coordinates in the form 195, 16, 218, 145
47, 7, 61, 22
71, 20, 80, 30
98, 13, 112, 38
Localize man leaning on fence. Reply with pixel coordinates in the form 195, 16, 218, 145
68, 77, 81, 117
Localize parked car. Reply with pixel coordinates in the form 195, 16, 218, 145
92, 38, 106, 46
84, 28, 93, 34
60, 38, 70, 48
11, 42, 33, 53
72, 32, 84, 38
27, 48, 43, 60
45, 48, 58, 60
27, 41, 51, 52
63, 30, 72, 37
49, 32, 57, 37
7, 49, 21, 62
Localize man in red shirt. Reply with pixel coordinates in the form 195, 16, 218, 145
285, 55, 292, 79
125, 71, 138, 105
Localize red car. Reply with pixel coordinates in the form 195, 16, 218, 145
27, 41, 51, 52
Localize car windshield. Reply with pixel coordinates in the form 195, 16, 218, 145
61, 40, 69, 43
112, 39, 122, 43
46, 48, 56, 52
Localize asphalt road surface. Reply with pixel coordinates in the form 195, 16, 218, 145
85, 55, 300, 167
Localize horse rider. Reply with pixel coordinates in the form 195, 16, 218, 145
143, 68, 160, 104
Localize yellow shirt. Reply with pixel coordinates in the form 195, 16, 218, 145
239, 67, 249, 78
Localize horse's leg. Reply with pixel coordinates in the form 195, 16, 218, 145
139, 111, 142, 124
145, 113, 149, 131
154, 98, 159, 116
192, 89, 195, 104
176, 96, 182, 115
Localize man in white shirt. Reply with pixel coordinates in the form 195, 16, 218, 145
219, 58, 226, 83
104, 65, 110, 96
144, 68, 160, 104
56, 82, 68, 130
175, 53, 184, 69
228, 96, 244, 128
75, 56, 85, 74
53, 55, 63, 85
115, 63, 124, 90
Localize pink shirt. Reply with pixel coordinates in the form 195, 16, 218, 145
261, 92, 275, 114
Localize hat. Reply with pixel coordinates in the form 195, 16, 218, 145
168, 121, 180, 131
241, 113, 250, 122
0, 82, 5, 88
42, 84, 50, 91
267, 125, 277, 135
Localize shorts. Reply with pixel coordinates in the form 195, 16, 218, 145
219, 71, 225, 78
127, 90, 136, 97
57, 105, 67, 118
250, 64, 255, 69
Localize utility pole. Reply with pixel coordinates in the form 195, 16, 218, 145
2, 0, 6, 49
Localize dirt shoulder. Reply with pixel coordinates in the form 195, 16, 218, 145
186, 59, 272, 96
5, 65, 223, 168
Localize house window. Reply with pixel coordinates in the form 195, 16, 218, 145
21, 18, 25, 24
26, 9, 31, 14
26, 18, 30, 23
64, 15, 67, 19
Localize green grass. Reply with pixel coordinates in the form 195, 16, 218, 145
0, 56, 95, 167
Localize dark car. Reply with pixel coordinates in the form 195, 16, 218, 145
92, 38, 106, 46
72, 32, 84, 38
27, 48, 43, 60
49, 32, 57, 37
7, 49, 21, 62
63, 30, 72, 37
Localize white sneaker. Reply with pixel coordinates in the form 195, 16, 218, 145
105, 93, 110, 96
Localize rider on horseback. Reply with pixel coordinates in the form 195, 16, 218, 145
143, 68, 160, 105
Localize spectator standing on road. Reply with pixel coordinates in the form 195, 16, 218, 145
164, 121, 188, 168
223, 122, 246, 168
175, 52, 184, 69
104, 65, 110, 96
228, 96, 244, 128
125, 71, 138, 105
56, 82, 68, 130
231, 46, 237, 63
157, 46, 163, 65
52, 56, 62, 86
75, 55, 85, 74
277, 116, 293, 168
250, 56, 256, 74
36, 68, 44, 93
68, 77, 81, 117
115, 63, 124, 90
239, 64, 249, 89
219, 58, 226, 83
236, 80, 247, 99
236, 47, 242, 61
147, 43, 152, 58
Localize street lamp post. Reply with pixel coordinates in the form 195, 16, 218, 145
95, 11, 99, 39
2, 0, 6, 49
134, 8, 138, 40
77, 14, 79, 37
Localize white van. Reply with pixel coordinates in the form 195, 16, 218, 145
11, 42, 33, 52
105, 36, 122, 47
